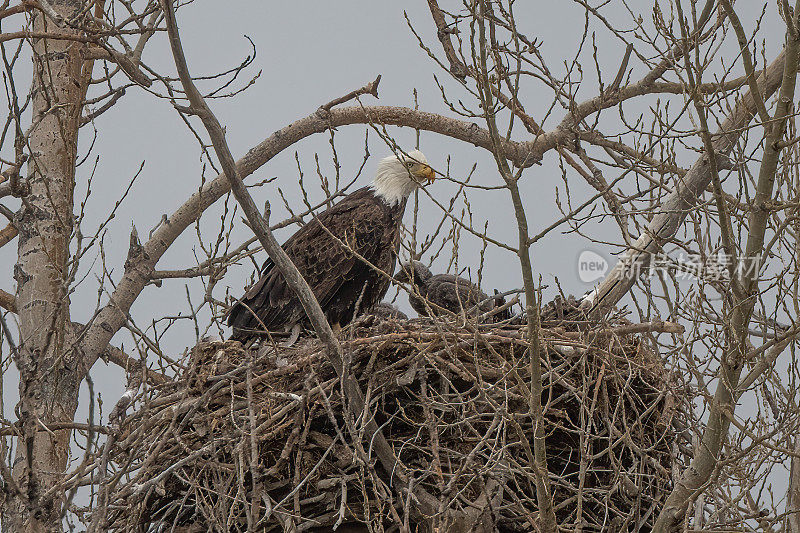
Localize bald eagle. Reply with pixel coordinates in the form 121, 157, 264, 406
395, 260, 510, 322
228, 150, 434, 341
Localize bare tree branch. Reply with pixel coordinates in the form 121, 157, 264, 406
76, 103, 549, 374
317, 74, 381, 114
654, 4, 800, 526
584, 48, 791, 318
0, 288, 15, 313
789, 437, 800, 533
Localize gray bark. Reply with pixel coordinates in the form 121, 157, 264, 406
789, 437, 800, 533
4, 3, 84, 531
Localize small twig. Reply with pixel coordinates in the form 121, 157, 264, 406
596, 320, 684, 336
426, 0, 469, 79
607, 43, 633, 92
80, 88, 126, 125
317, 74, 381, 116
720, 0, 771, 126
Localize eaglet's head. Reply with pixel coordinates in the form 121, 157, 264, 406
371, 149, 435, 206
395, 260, 433, 286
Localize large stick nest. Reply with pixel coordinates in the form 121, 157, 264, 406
105, 312, 688, 532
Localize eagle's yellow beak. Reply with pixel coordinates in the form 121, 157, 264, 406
420, 164, 435, 184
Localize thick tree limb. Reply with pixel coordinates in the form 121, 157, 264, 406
583, 48, 791, 318
100, 342, 167, 386
80, 46, 151, 87
0, 289, 16, 313
76, 102, 547, 375
0, 294, 161, 386
0, 3, 29, 21
789, 437, 800, 533
0, 30, 97, 44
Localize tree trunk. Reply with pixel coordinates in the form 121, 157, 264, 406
788, 437, 800, 533
4, 2, 84, 531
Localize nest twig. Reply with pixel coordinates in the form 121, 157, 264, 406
104, 314, 689, 532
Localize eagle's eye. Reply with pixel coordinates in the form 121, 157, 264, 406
405, 161, 415, 169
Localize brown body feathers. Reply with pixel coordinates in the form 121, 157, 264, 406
228, 187, 406, 340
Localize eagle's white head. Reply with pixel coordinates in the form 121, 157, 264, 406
371, 149, 435, 206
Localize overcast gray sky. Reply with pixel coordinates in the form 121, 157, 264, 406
0, 0, 788, 504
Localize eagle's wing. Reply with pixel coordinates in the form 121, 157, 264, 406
285, 201, 385, 312
228, 188, 394, 335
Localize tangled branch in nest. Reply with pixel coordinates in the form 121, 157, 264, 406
104, 314, 689, 532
